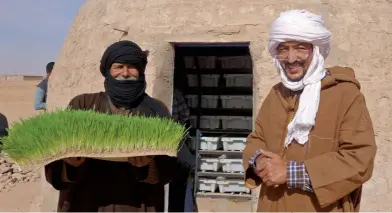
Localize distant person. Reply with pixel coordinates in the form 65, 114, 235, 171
34, 62, 54, 110
172, 89, 190, 127
169, 88, 193, 212
169, 72, 196, 212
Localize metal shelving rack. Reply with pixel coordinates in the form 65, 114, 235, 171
174, 43, 253, 200
192, 129, 252, 199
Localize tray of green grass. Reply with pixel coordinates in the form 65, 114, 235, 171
0, 109, 188, 170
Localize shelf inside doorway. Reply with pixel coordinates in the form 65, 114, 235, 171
184, 87, 252, 95
197, 171, 244, 178
198, 150, 242, 155
188, 128, 251, 137
190, 108, 252, 117
198, 129, 251, 134
185, 68, 252, 75
196, 192, 251, 199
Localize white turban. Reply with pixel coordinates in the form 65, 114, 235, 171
268, 9, 332, 147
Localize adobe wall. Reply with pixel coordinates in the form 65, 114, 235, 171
45, 0, 392, 211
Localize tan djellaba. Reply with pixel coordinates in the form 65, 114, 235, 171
243, 66, 377, 212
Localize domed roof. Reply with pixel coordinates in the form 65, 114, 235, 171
43, 0, 392, 212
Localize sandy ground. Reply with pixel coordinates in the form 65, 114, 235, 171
0, 78, 253, 212
0, 79, 43, 211
0, 181, 42, 211
0, 178, 252, 212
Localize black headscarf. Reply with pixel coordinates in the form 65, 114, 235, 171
100, 40, 148, 109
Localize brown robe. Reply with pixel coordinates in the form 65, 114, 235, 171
243, 66, 377, 212
44, 92, 178, 212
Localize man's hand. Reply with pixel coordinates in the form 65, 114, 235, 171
128, 156, 154, 167
63, 157, 86, 167
255, 150, 287, 187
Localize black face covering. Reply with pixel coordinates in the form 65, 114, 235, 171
104, 74, 146, 109
100, 40, 148, 109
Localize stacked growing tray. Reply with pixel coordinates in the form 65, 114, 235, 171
178, 47, 253, 200
197, 135, 250, 196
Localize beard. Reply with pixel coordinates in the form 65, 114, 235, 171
115, 76, 138, 81
280, 60, 307, 82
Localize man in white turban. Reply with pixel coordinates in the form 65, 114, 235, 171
242, 9, 376, 212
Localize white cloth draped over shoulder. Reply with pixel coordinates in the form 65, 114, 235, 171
268, 9, 332, 147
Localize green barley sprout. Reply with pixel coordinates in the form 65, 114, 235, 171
0, 108, 188, 170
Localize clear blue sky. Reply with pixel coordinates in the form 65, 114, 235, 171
0, 0, 86, 76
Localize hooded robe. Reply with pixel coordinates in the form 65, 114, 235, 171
45, 92, 178, 212
45, 40, 178, 212
243, 67, 376, 212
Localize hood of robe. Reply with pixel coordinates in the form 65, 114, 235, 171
322, 66, 361, 90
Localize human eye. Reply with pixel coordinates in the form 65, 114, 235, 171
116, 65, 124, 69
277, 46, 288, 53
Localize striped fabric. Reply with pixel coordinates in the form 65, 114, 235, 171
249, 150, 313, 192
172, 89, 190, 125
248, 149, 263, 173
286, 161, 313, 192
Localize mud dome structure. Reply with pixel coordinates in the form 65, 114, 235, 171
44, 0, 392, 211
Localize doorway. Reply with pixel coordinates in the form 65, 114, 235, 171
171, 42, 253, 202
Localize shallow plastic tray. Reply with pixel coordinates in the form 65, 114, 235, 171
220, 159, 244, 173
198, 178, 218, 192
221, 137, 246, 151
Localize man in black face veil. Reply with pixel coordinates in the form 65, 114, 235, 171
101, 40, 148, 110
44, 40, 178, 212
